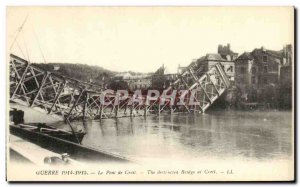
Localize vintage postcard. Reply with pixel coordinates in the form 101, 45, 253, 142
6, 6, 295, 181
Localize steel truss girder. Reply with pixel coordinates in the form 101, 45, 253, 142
9, 54, 230, 122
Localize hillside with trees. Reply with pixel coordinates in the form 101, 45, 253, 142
33, 63, 116, 86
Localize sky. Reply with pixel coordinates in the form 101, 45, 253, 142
7, 7, 294, 73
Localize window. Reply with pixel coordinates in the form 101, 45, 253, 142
263, 66, 268, 73
263, 55, 268, 62
227, 66, 233, 73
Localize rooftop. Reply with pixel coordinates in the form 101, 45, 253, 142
198, 53, 226, 62
236, 52, 254, 60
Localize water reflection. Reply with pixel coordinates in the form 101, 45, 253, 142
77, 111, 292, 163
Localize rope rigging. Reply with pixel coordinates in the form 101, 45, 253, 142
9, 15, 28, 51
9, 14, 47, 64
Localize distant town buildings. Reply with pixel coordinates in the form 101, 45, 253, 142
53, 65, 60, 71
235, 45, 292, 105
177, 65, 187, 74
109, 44, 293, 108
112, 72, 152, 90
125, 76, 152, 90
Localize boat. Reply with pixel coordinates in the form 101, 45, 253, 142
10, 123, 86, 143
9, 108, 85, 143
9, 109, 134, 163
9, 124, 131, 163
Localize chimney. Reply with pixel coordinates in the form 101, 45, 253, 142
218, 45, 222, 54
283, 45, 287, 57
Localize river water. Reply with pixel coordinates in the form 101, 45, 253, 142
75, 110, 293, 164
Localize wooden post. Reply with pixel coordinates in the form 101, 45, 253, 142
83, 92, 89, 121
130, 104, 133, 117
115, 94, 119, 118
158, 103, 161, 116
124, 104, 128, 116
99, 103, 103, 123
144, 96, 148, 116
144, 107, 148, 117
170, 99, 174, 115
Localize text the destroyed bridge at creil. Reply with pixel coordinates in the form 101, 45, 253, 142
9, 53, 230, 121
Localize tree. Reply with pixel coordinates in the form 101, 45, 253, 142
108, 80, 129, 90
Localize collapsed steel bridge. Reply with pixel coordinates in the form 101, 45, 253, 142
9, 54, 230, 122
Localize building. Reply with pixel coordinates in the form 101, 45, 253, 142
151, 64, 182, 89
279, 44, 293, 108
151, 73, 179, 90
177, 64, 187, 74
114, 72, 133, 80
280, 65, 292, 108
235, 45, 292, 103
218, 44, 238, 61
196, 53, 235, 82
124, 75, 152, 90
112, 72, 153, 90
154, 45, 237, 89
53, 65, 60, 71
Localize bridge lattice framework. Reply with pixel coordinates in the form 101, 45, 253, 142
9, 54, 230, 122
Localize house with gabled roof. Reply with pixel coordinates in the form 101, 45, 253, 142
235, 45, 292, 104
196, 53, 235, 82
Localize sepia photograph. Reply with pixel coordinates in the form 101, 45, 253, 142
6, 6, 295, 182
